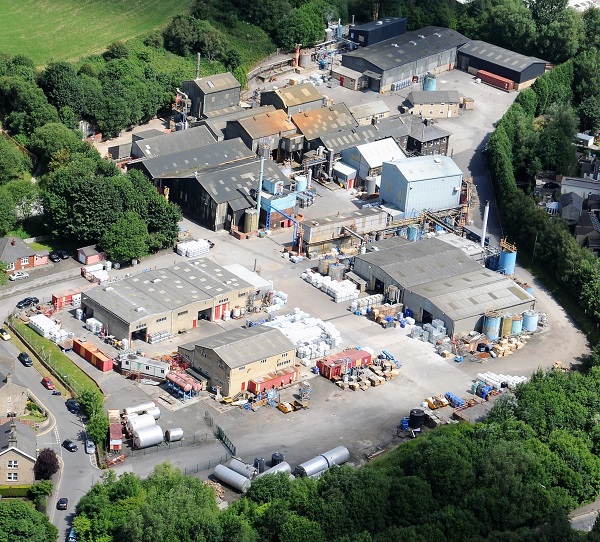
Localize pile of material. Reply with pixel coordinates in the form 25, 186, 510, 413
176, 239, 211, 258
476, 372, 527, 390
368, 303, 404, 324
203, 479, 225, 499
350, 294, 384, 315
302, 270, 359, 303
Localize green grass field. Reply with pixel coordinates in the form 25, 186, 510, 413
0, 0, 195, 65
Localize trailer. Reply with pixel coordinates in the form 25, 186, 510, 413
118, 353, 170, 380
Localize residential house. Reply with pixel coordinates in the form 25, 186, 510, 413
0, 238, 49, 276
0, 421, 37, 485
575, 211, 600, 255
406, 90, 460, 119
77, 245, 107, 265
561, 177, 600, 200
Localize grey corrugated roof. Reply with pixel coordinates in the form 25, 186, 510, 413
202, 106, 246, 119
458, 40, 547, 72
188, 72, 240, 95
264, 83, 324, 108
140, 138, 255, 179
343, 26, 468, 73
0, 237, 42, 262
292, 103, 358, 140
201, 106, 276, 140
197, 157, 288, 205
0, 420, 37, 461
355, 237, 481, 288
352, 17, 405, 32
236, 110, 296, 140
384, 155, 462, 183
348, 101, 390, 119
134, 126, 216, 159
132, 129, 165, 141
407, 90, 460, 105
194, 326, 295, 369
83, 264, 252, 325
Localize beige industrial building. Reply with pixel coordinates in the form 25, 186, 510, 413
406, 90, 461, 119
82, 263, 253, 343
179, 326, 297, 396
0, 421, 36, 485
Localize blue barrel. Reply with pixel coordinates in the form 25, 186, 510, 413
483, 312, 501, 340
498, 250, 517, 275
488, 253, 499, 271
407, 225, 418, 241
522, 310, 538, 332
400, 319, 406, 328
401, 417, 409, 430
319, 60, 327, 70
511, 315, 523, 335
405, 308, 413, 318
397, 312, 404, 320
312, 366, 320, 374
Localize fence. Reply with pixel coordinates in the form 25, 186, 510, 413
216, 425, 236, 456
182, 454, 231, 475
0, 268, 82, 300
123, 432, 213, 457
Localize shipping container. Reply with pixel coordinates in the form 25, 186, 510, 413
109, 422, 123, 450
476, 70, 514, 91
316, 348, 372, 380
73, 338, 113, 372
248, 367, 299, 394
52, 289, 82, 310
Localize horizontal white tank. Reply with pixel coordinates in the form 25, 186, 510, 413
145, 406, 161, 420
321, 446, 350, 468
296, 455, 329, 477
126, 414, 155, 434
123, 401, 156, 416
133, 425, 163, 449
165, 428, 183, 442
214, 464, 251, 492
229, 458, 258, 479
256, 461, 292, 478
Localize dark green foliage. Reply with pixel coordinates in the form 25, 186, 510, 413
0, 499, 58, 542
0, 135, 31, 185
38, 62, 84, 114
104, 42, 130, 60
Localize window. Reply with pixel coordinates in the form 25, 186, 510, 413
238, 292, 247, 297
238, 366, 246, 371
145, 366, 150, 370
7, 262, 14, 270
20, 257, 28, 265
156, 317, 166, 323
7, 473, 17, 481
440, 103, 445, 106
177, 310, 188, 317
218, 361, 224, 369
282, 352, 288, 358
7, 460, 17, 468
260, 359, 267, 364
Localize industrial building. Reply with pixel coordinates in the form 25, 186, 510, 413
348, 17, 407, 47
340, 138, 406, 187
561, 177, 600, 200
341, 26, 469, 93
178, 326, 297, 396
330, 65, 365, 90
406, 90, 461, 118
227, 110, 298, 156
291, 104, 358, 151
199, 106, 277, 141
352, 236, 535, 336
348, 101, 390, 125
457, 41, 547, 90
259, 83, 325, 115
130, 126, 216, 159
181, 72, 241, 119
380, 155, 463, 213
81, 263, 253, 343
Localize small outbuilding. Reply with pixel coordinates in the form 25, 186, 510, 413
77, 245, 106, 265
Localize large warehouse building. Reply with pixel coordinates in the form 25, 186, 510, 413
352, 236, 535, 336
82, 263, 253, 343
341, 26, 469, 93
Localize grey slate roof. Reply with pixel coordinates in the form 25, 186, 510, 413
201, 106, 276, 140
188, 72, 240, 95
262, 83, 324, 108
197, 157, 287, 205
291, 103, 358, 141
348, 101, 390, 119
0, 421, 37, 461
132, 129, 165, 142
407, 90, 460, 105
352, 17, 405, 32
0, 237, 41, 263
193, 326, 295, 369
138, 138, 255, 179
343, 26, 469, 73
560, 191, 584, 210
133, 126, 217, 159
458, 40, 547, 73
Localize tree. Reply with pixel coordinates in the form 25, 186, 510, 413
37, 61, 84, 113
77, 388, 104, 418
103, 42, 130, 60
0, 500, 58, 542
28, 480, 53, 511
482, 1, 536, 55
583, 7, 600, 50
34, 448, 60, 480
196, 21, 227, 61
579, 95, 600, 132
3, 179, 40, 220
86, 413, 109, 447
0, 135, 31, 185
0, 262, 8, 286
100, 211, 149, 263
28, 122, 84, 166
534, 10, 583, 64
0, 186, 16, 235
223, 49, 243, 71
526, 0, 568, 28
163, 16, 199, 56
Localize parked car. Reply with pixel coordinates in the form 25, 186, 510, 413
57, 497, 68, 510
62, 439, 78, 452
68, 527, 77, 542
9, 271, 29, 281
57, 249, 70, 259
16, 297, 39, 309
65, 399, 80, 413
0, 328, 10, 341
41, 377, 55, 390
18, 352, 33, 367
49, 251, 62, 262
85, 439, 95, 454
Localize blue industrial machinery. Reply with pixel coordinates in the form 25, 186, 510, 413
266, 206, 304, 247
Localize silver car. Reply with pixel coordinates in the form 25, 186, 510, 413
9, 271, 29, 281
85, 439, 95, 454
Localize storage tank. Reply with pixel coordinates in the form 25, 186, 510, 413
299, 51, 311, 68
366, 176, 377, 195
229, 458, 258, 479
271, 452, 285, 466
500, 313, 513, 337
296, 454, 329, 477
253, 457, 266, 473
214, 464, 251, 492
511, 315, 523, 335
165, 428, 184, 442
126, 414, 156, 435
522, 310, 539, 332
409, 408, 425, 430
244, 208, 259, 233
123, 402, 156, 416
499, 248, 517, 275
318, 258, 330, 275
121, 338, 129, 350
422, 73, 437, 91
296, 175, 308, 192
166, 372, 192, 392
407, 224, 419, 242
145, 406, 161, 420
256, 462, 292, 478
328, 263, 345, 282
320, 446, 350, 468
482, 311, 501, 340
133, 425, 163, 449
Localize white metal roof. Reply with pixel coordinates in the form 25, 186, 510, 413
355, 138, 405, 169
384, 155, 463, 183
333, 162, 357, 176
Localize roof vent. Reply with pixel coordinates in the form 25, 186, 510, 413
151, 278, 161, 283
434, 157, 442, 164
391, 44, 399, 47
410, 41, 417, 46
376, 21, 383, 25
135, 306, 146, 312
418, 34, 425, 39
103, 286, 114, 292
434, 32, 441, 37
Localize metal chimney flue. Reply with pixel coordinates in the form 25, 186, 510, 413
481, 200, 490, 248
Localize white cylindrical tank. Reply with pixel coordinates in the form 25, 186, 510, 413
256, 462, 292, 478
123, 401, 156, 416
165, 428, 184, 442
214, 464, 251, 492
133, 425, 163, 449
121, 338, 129, 350
296, 455, 329, 477
229, 458, 258, 479
320, 446, 350, 468
145, 406, 161, 420
126, 414, 155, 435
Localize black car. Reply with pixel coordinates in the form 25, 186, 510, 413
57, 497, 68, 510
65, 399, 80, 413
49, 251, 61, 263
57, 249, 70, 259
16, 297, 39, 309
18, 352, 33, 367
62, 439, 78, 452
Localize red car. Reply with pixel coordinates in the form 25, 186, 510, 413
41, 377, 55, 390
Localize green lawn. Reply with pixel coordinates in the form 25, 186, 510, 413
0, 0, 195, 66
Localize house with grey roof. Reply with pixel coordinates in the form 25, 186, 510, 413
0, 237, 49, 276
575, 211, 600, 255
0, 420, 37, 485
560, 192, 584, 225
348, 101, 391, 125
406, 90, 461, 119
